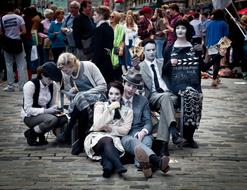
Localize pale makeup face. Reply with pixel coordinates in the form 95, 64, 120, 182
108, 87, 122, 103
144, 43, 156, 62
176, 25, 187, 39
93, 12, 103, 24
41, 74, 52, 86
123, 81, 138, 99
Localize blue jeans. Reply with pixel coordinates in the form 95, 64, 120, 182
155, 39, 165, 59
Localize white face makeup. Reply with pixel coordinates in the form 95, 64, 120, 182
93, 12, 103, 24
41, 74, 52, 86
123, 81, 138, 100
144, 43, 156, 62
108, 87, 122, 103
176, 25, 187, 39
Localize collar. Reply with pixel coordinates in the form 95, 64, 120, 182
96, 20, 108, 27
122, 97, 133, 105
145, 59, 157, 67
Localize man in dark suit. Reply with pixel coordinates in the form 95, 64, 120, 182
72, 0, 95, 61
139, 39, 184, 157
121, 69, 169, 178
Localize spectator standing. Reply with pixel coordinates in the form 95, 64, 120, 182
0, 3, 28, 91
61, 1, 80, 55
73, 0, 95, 61
91, 6, 114, 83
205, 9, 228, 86
48, 8, 66, 63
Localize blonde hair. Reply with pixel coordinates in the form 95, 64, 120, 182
57, 52, 79, 69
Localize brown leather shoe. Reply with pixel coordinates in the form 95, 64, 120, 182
159, 156, 170, 174
134, 146, 152, 178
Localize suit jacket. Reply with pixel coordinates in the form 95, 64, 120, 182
128, 95, 152, 136
139, 58, 164, 99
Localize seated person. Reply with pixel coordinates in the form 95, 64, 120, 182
84, 81, 133, 178
139, 39, 184, 157
121, 68, 170, 178
163, 19, 227, 148
22, 62, 67, 146
57, 52, 107, 155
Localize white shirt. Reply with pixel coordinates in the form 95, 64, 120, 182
21, 80, 57, 119
190, 19, 202, 38
1, 14, 25, 39
122, 97, 133, 109
145, 59, 169, 92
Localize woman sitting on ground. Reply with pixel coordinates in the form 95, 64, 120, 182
22, 62, 67, 146
84, 81, 133, 178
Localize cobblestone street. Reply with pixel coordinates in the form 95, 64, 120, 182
0, 78, 246, 190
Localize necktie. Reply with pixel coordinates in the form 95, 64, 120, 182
126, 100, 131, 108
150, 64, 164, 93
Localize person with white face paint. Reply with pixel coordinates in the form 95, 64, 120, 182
91, 6, 114, 83
163, 19, 227, 148
84, 81, 133, 178
21, 62, 67, 146
121, 68, 170, 178
139, 39, 184, 157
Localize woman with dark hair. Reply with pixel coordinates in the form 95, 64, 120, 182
91, 6, 114, 83
21, 62, 67, 146
205, 9, 229, 86
163, 19, 227, 148
84, 81, 133, 178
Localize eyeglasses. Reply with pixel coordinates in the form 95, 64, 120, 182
110, 15, 115, 18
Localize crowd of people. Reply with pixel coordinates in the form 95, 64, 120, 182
0, 0, 246, 178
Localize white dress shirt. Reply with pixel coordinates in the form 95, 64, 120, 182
145, 59, 169, 92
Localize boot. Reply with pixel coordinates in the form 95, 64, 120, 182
24, 128, 39, 146
38, 134, 48, 145
183, 127, 198, 148
101, 158, 113, 178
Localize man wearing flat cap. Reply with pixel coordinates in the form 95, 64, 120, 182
121, 68, 170, 178
21, 62, 67, 146
138, 6, 155, 40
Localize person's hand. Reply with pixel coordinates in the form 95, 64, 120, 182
219, 48, 227, 56
61, 28, 68, 33
171, 58, 178, 66
101, 126, 112, 132
136, 130, 146, 141
44, 105, 60, 114
147, 24, 153, 32
108, 102, 120, 111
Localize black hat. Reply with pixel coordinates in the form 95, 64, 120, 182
122, 68, 143, 87
42, 62, 62, 82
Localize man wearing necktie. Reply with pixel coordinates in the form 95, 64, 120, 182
139, 39, 184, 157
121, 69, 170, 178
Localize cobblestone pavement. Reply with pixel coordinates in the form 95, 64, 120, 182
0, 78, 246, 190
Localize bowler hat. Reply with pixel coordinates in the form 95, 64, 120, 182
42, 62, 62, 82
122, 68, 143, 87
140, 6, 153, 15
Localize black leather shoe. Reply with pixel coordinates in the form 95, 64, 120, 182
172, 136, 186, 147
183, 139, 199, 149
24, 129, 39, 146
38, 134, 48, 145
103, 169, 112, 178
116, 166, 127, 176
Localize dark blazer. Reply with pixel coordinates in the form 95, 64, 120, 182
128, 94, 152, 136
91, 22, 114, 83
72, 13, 95, 49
